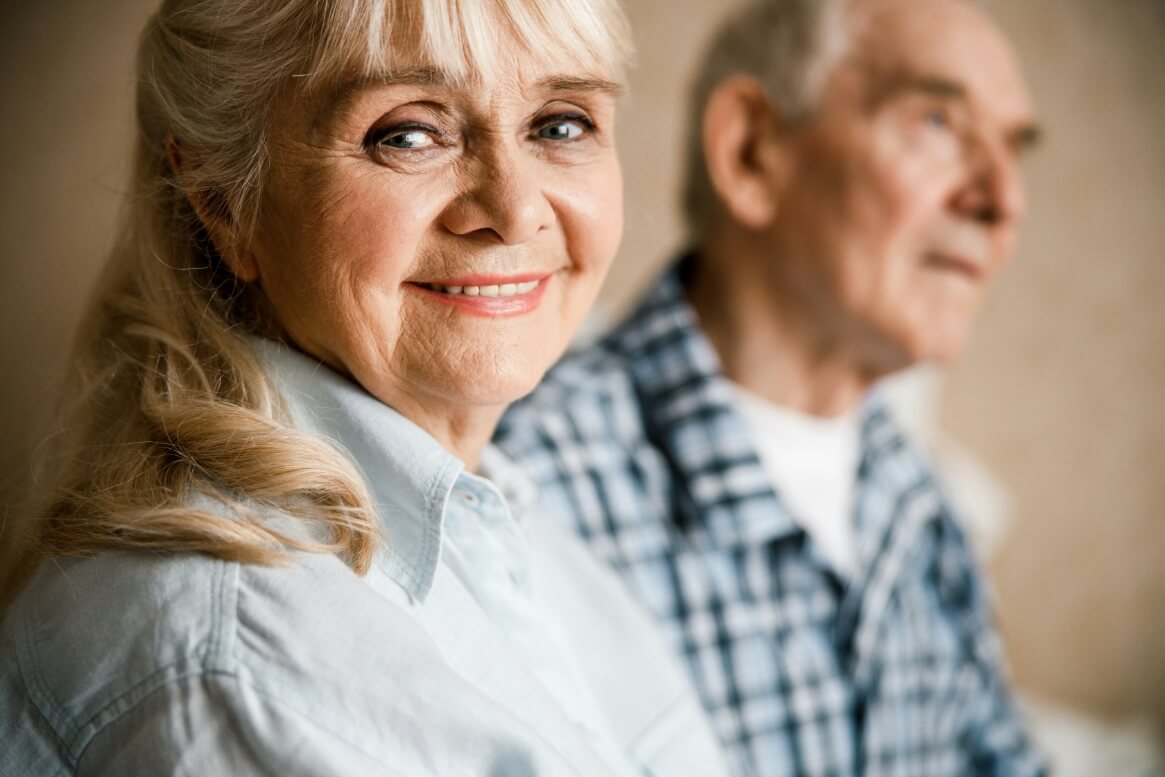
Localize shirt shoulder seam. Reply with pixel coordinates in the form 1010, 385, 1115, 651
15, 557, 241, 766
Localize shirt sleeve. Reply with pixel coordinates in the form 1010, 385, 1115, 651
961, 628, 1049, 777
949, 541, 1049, 777
75, 672, 406, 777
73, 665, 594, 777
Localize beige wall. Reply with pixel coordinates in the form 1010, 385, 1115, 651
0, 0, 154, 504
2, 0, 1162, 727
945, 0, 1165, 722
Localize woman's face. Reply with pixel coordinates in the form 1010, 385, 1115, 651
241, 53, 622, 450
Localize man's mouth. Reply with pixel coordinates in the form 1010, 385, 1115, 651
925, 252, 985, 281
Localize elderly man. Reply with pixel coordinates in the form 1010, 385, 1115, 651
497, 0, 1045, 774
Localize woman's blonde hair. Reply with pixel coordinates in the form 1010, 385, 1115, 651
7, 0, 631, 597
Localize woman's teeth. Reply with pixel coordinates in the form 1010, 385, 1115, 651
423, 280, 540, 297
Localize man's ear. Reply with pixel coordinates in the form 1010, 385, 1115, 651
167, 138, 260, 283
702, 75, 790, 232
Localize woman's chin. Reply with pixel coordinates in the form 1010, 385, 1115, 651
450, 369, 549, 411
434, 339, 564, 408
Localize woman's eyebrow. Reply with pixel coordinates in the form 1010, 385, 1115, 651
309, 67, 452, 131
308, 71, 622, 134
344, 66, 452, 92
534, 76, 623, 97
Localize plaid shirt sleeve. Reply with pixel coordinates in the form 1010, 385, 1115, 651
933, 516, 1046, 776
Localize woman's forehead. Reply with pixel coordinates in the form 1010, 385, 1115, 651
349, 49, 618, 92
306, 0, 628, 92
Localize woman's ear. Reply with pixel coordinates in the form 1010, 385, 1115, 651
166, 138, 260, 283
701, 75, 790, 232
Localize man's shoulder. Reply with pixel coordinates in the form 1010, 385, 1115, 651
535, 332, 637, 401
502, 266, 694, 436
501, 330, 643, 445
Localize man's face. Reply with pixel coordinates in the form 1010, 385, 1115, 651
766, 0, 1040, 371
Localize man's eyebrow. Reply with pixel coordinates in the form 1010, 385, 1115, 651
1009, 123, 1044, 154
870, 72, 968, 109
870, 70, 1044, 153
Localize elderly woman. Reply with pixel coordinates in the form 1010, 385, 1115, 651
0, 1, 729, 774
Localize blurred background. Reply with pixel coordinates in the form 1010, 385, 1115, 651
1, 0, 1162, 771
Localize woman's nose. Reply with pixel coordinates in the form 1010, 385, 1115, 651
440, 148, 555, 245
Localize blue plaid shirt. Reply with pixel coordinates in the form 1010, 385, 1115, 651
497, 260, 1046, 777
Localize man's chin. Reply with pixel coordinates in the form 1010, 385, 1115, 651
868, 322, 973, 375
910, 326, 974, 367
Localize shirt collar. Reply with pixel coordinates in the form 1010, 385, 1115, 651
253, 337, 463, 602
605, 257, 919, 552
605, 257, 805, 548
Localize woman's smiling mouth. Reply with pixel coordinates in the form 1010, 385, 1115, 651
419, 280, 541, 297
409, 274, 550, 316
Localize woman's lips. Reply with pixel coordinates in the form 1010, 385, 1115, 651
407, 273, 551, 317
422, 279, 540, 297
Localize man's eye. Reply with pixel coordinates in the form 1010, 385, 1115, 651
379, 128, 436, 149
924, 109, 951, 130
536, 117, 592, 142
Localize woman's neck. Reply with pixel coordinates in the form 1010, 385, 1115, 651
390, 395, 505, 472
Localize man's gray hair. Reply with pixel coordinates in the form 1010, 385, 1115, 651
681, 0, 848, 242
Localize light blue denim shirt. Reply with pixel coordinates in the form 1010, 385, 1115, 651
0, 339, 728, 777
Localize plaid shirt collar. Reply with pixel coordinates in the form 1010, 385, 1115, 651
610, 258, 801, 551
602, 258, 945, 584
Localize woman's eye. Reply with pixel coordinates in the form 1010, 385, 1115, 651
536, 117, 591, 142
378, 128, 436, 149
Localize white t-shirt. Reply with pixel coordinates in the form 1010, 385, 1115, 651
732, 384, 862, 577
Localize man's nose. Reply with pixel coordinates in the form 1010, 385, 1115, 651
440, 145, 555, 245
951, 135, 1027, 227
